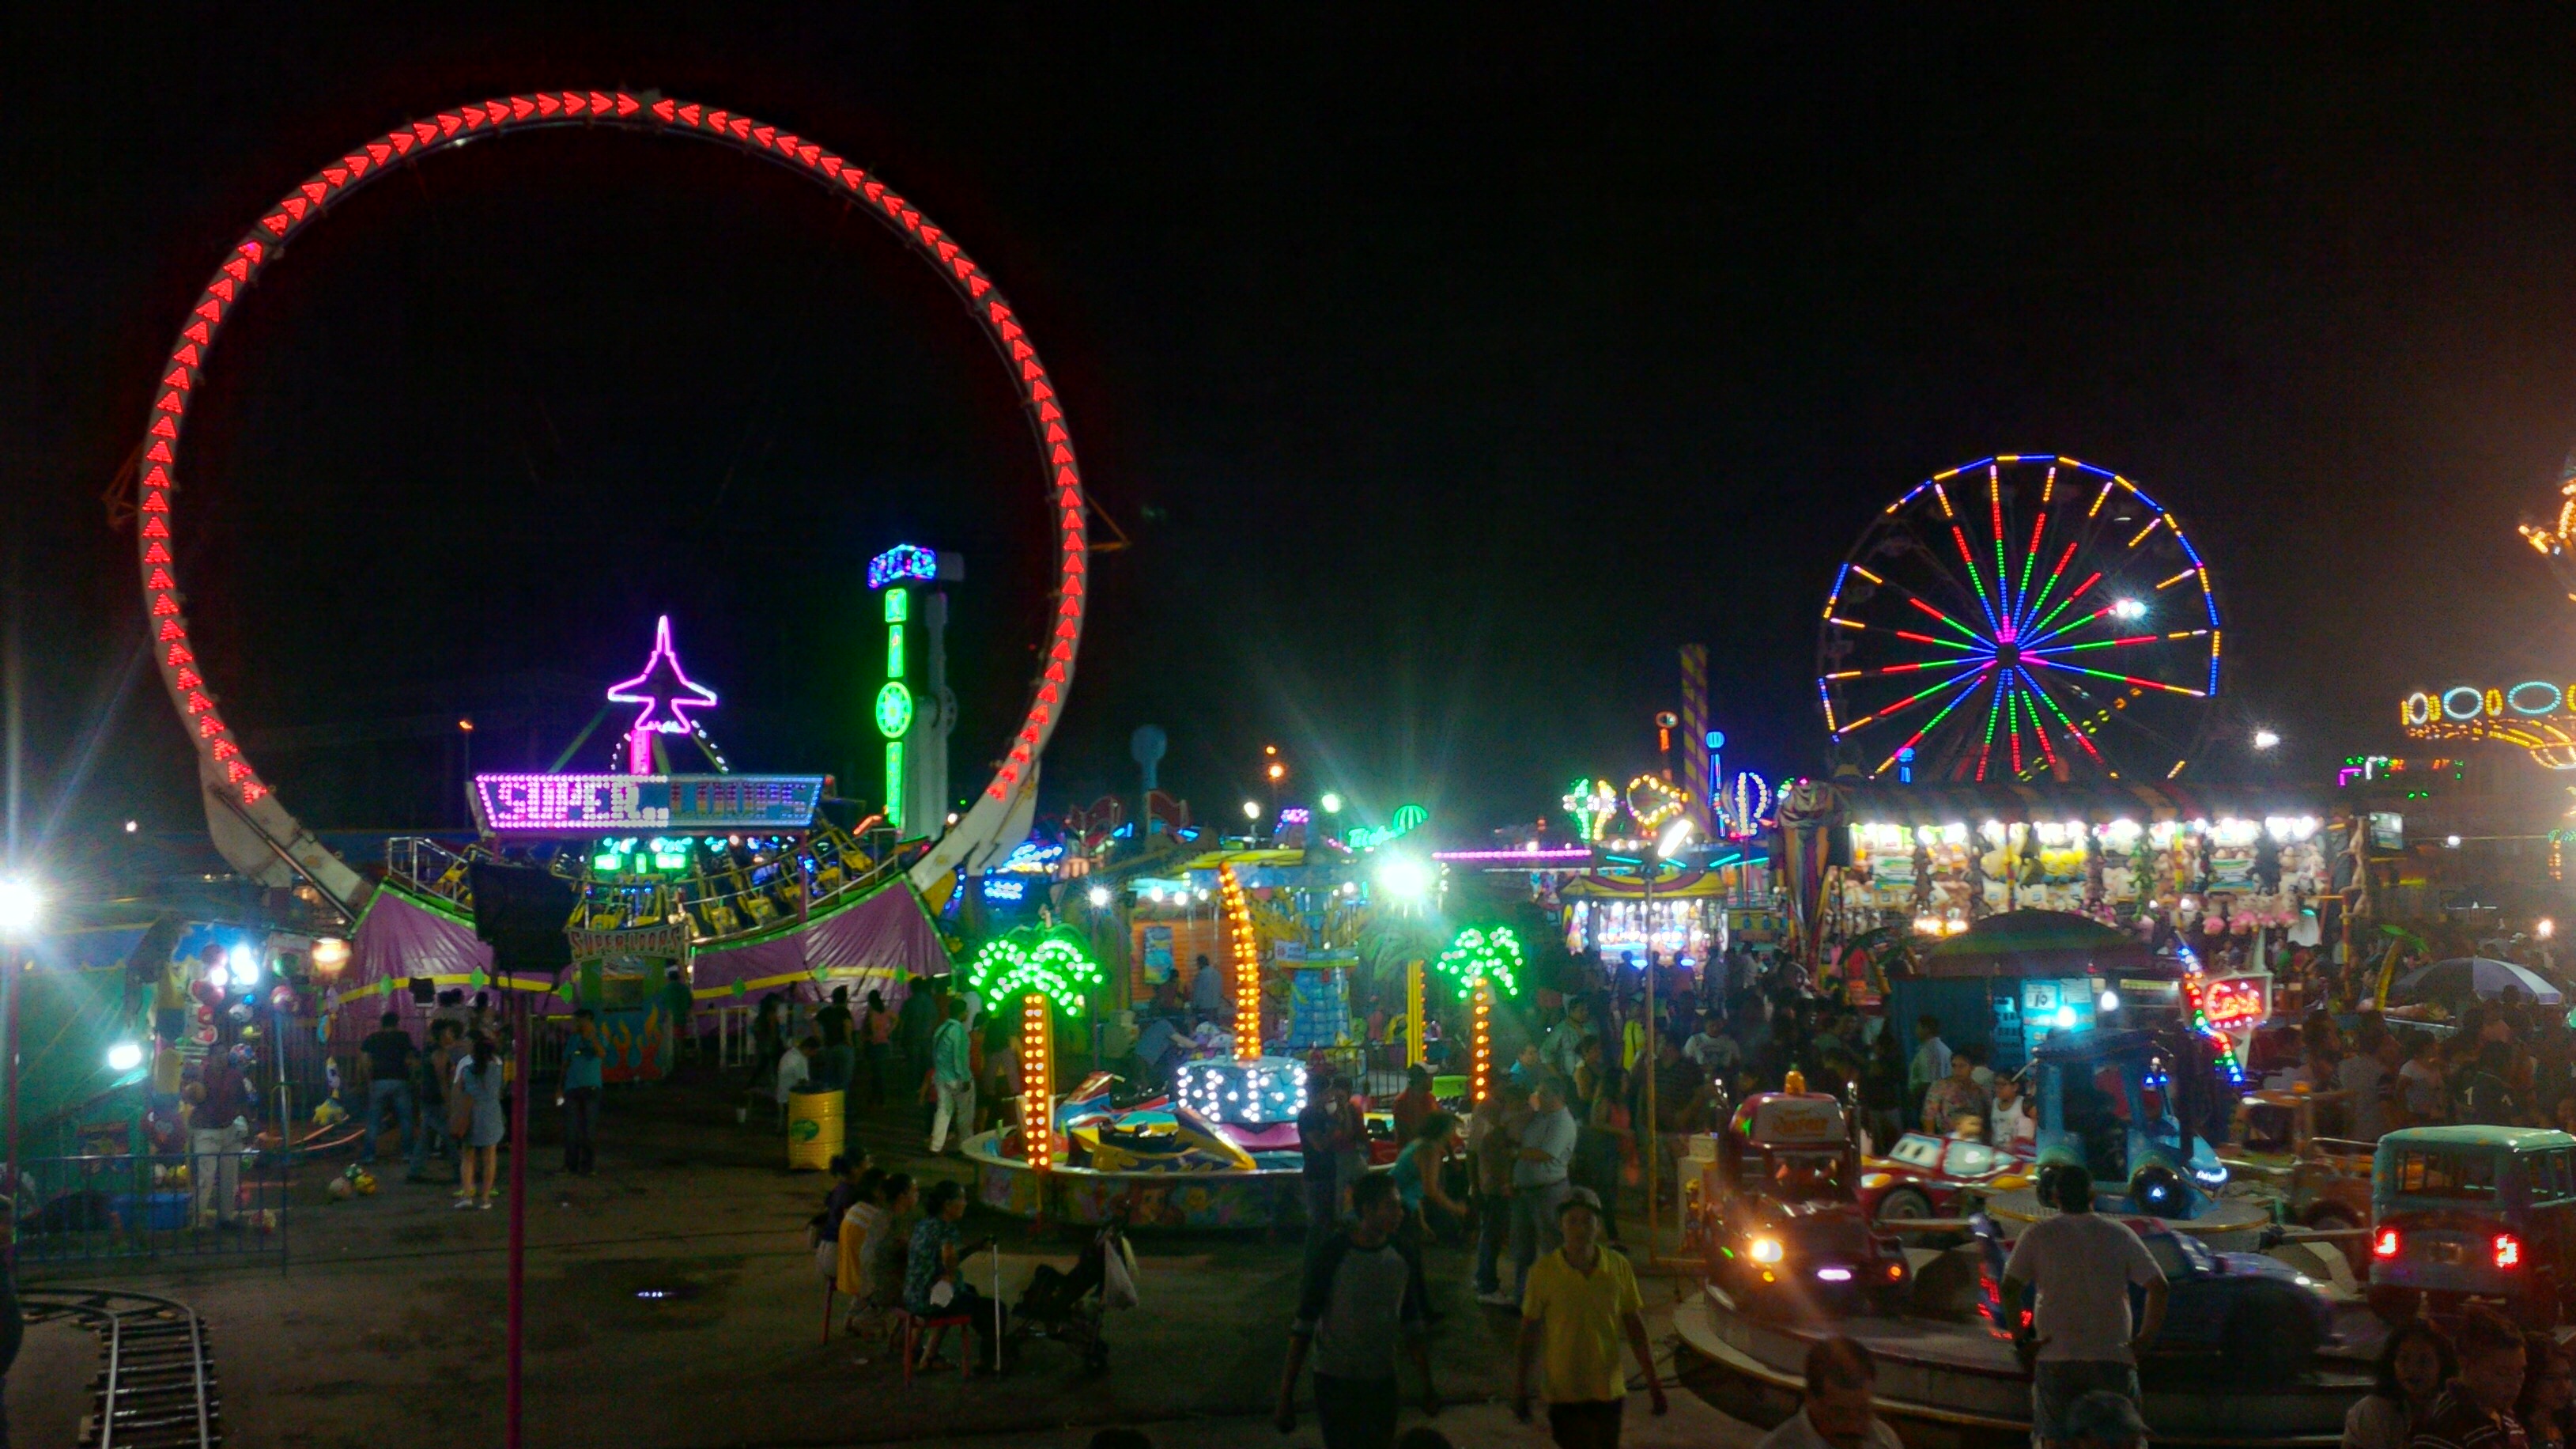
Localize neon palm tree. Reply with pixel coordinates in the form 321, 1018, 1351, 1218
1434, 924, 1526, 1105
964, 927, 1105, 1171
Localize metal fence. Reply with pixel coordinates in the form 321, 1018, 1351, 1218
13, 1150, 289, 1276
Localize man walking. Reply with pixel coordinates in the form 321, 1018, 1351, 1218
1513, 1186, 1665, 1447
1510, 1080, 1579, 1303
357, 1011, 426, 1180
1275, 1174, 1438, 1449
2001, 1162, 2167, 1445
927, 997, 976, 1154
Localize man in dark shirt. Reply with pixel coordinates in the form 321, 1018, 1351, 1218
189, 1054, 255, 1228
357, 1012, 426, 1178
1275, 1173, 1437, 1447
814, 986, 855, 1092
1298, 1069, 1354, 1233
2411, 1304, 2529, 1449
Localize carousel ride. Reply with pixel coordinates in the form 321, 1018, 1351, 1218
126, 91, 1100, 1027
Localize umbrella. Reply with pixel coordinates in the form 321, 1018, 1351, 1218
2390, 957, 2566, 1007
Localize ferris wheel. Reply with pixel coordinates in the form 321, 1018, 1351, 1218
1816, 455, 2221, 784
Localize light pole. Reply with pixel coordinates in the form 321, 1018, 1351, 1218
1639, 817, 1693, 1255
0, 876, 41, 1209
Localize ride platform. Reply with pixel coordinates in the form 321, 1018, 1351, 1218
1982, 1186, 2274, 1248
1674, 1284, 2368, 1447
964, 1129, 1310, 1231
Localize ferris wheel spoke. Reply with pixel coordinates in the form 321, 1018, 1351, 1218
2026, 628, 2209, 660
1868, 668, 1995, 777
1834, 660, 1996, 740
2025, 656, 2206, 697
1943, 520, 2004, 634
2014, 664, 2106, 767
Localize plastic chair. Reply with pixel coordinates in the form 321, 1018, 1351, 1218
900, 1307, 975, 1381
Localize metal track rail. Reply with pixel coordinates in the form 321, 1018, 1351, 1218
21, 1287, 221, 1448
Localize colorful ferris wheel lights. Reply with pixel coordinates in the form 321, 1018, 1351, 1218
1819, 456, 2219, 784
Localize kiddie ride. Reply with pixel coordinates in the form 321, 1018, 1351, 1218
965, 1069, 1320, 1231
1995, 1027, 2243, 1225
1698, 1092, 1913, 1317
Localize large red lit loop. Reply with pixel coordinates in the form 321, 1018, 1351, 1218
136, 92, 1087, 877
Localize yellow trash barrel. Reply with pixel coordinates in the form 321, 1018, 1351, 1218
786, 1089, 844, 1171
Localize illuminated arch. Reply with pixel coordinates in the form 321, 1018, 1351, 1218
134, 91, 1089, 904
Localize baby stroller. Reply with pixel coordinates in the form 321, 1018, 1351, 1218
1010, 1199, 1136, 1371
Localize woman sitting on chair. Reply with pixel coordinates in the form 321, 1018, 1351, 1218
905, 1181, 1008, 1373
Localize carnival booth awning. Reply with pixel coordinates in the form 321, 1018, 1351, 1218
1910, 909, 2155, 979
1834, 781, 2325, 826
2393, 957, 2566, 1008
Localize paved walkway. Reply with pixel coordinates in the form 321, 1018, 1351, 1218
8, 1063, 1782, 1447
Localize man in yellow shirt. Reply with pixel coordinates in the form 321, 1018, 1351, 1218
1513, 1186, 1668, 1447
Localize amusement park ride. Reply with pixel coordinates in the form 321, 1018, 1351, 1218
1819, 456, 2223, 784
129, 90, 1097, 925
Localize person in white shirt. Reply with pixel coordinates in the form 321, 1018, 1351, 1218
2001, 1161, 2166, 1446
1989, 1072, 2036, 1152
1685, 1017, 1742, 1081
1754, 1336, 1903, 1449
774, 1035, 818, 1107
2394, 1033, 2446, 1126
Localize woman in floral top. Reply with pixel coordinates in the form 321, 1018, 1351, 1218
904, 1182, 1007, 1373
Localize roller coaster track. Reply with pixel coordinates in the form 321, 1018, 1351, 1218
21, 1287, 221, 1448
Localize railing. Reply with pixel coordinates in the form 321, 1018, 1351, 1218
384, 830, 913, 948
13, 1151, 289, 1276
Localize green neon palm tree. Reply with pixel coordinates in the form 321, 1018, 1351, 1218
965, 926, 1106, 1016
962, 926, 1105, 1174
1435, 925, 1524, 1103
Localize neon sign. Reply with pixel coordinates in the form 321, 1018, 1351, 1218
1562, 779, 1619, 842
867, 544, 938, 592
605, 617, 719, 776
2400, 682, 2576, 769
473, 774, 823, 834
2200, 976, 2267, 1033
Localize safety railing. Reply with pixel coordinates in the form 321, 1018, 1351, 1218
384, 832, 912, 948
12, 1150, 289, 1276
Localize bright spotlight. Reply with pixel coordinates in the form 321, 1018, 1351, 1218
2446, 834, 2463, 849
1655, 818, 1696, 859
2253, 729, 2280, 751
1378, 857, 1431, 901
1242, 800, 1262, 821
2110, 599, 2145, 620
229, 942, 261, 987
105, 1041, 145, 1073
2098, 990, 2121, 1013
0, 879, 41, 935
2053, 1005, 2078, 1030
2540, 918, 2557, 940
123, 819, 139, 834
1088, 885, 1112, 909
1319, 793, 1343, 815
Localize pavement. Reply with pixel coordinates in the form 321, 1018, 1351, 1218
7, 1061, 1781, 1448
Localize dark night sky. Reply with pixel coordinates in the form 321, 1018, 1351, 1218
13, 7, 2576, 853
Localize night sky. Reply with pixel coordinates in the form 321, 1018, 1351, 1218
13, 9, 2576, 850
